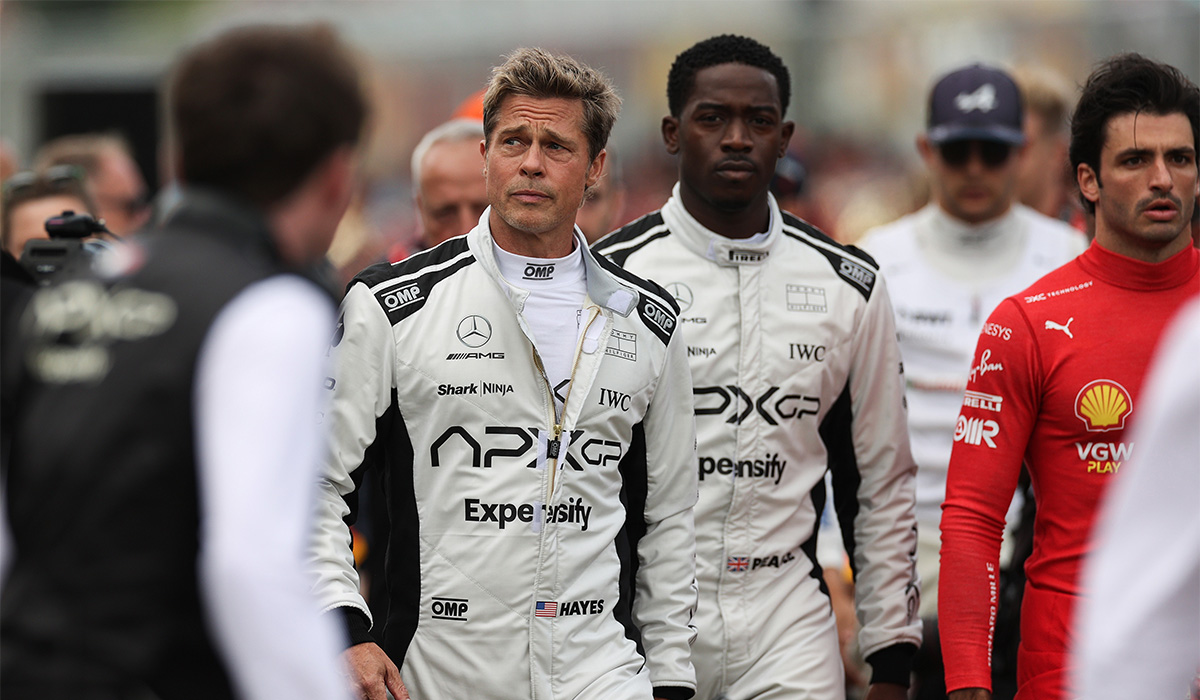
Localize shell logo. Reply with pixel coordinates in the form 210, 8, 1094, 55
1075, 379, 1133, 432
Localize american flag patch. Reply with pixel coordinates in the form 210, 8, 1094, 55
727, 557, 749, 572
534, 601, 558, 618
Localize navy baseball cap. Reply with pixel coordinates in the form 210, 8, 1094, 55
927, 64, 1025, 145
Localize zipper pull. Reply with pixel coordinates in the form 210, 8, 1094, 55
547, 425, 563, 459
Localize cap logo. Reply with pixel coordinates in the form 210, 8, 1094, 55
955, 84, 997, 113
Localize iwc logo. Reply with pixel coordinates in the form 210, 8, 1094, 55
456, 315, 492, 348
665, 282, 693, 313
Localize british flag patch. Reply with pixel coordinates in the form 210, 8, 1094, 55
535, 601, 558, 618
727, 556, 749, 572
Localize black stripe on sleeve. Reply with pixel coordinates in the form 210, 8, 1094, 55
369, 395, 420, 667
614, 422, 648, 658
818, 382, 862, 578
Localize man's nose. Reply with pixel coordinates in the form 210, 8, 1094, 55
1147, 155, 1174, 192
721, 120, 752, 151
520, 147, 544, 177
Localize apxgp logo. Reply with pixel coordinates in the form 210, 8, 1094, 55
430, 425, 622, 471
694, 385, 820, 425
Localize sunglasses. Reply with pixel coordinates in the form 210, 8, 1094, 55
938, 140, 1013, 169
2, 165, 87, 204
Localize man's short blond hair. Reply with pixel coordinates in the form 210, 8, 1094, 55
483, 47, 620, 162
1012, 65, 1073, 138
34, 132, 133, 178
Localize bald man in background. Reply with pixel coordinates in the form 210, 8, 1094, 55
410, 118, 488, 248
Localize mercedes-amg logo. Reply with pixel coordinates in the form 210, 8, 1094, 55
456, 315, 492, 348
666, 282, 693, 313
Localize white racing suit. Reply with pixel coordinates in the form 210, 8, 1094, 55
595, 187, 922, 699
309, 217, 700, 699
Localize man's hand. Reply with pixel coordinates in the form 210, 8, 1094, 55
864, 682, 909, 700
344, 642, 409, 700
948, 689, 992, 700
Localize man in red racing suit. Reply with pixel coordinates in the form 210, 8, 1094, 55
938, 53, 1200, 700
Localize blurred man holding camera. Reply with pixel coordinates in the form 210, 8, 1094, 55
2, 23, 365, 700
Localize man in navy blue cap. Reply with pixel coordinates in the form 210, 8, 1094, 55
859, 63, 1086, 699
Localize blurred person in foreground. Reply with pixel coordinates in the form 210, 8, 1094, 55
310, 47, 700, 700
35, 132, 150, 236
1, 165, 97, 260
939, 53, 1198, 700
2, 23, 367, 700
859, 63, 1086, 700
595, 34, 920, 700
576, 145, 627, 243
1072, 296, 1199, 700
410, 118, 489, 249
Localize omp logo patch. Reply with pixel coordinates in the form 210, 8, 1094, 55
523, 263, 555, 280
1075, 380, 1132, 432
641, 298, 675, 333
431, 597, 468, 621
838, 259, 875, 291
378, 283, 423, 311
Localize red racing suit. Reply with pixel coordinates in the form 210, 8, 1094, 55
939, 243, 1199, 699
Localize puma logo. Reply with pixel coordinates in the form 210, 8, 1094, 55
1045, 317, 1074, 339
955, 84, 997, 113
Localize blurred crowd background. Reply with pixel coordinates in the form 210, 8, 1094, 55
2, 0, 1196, 279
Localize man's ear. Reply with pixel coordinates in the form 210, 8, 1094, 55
916, 133, 935, 165
1077, 162, 1101, 207
585, 149, 607, 190
662, 115, 680, 155
779, 121, 795, 158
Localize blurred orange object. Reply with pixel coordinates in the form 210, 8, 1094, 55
452, 89, 485, 121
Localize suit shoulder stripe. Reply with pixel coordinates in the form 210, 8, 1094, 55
352, 240, 475, 325
592, 212, 670, 266
781, 218, 878, 300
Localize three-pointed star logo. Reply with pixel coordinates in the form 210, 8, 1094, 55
456, 315, 492, 348
666, 282, 693, 313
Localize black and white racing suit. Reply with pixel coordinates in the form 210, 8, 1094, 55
309, 216, 700, 699
595, 187, 921, 699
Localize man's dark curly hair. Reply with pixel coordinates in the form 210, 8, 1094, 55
667, 35, 791, 118
1069, 53, 1199, 214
